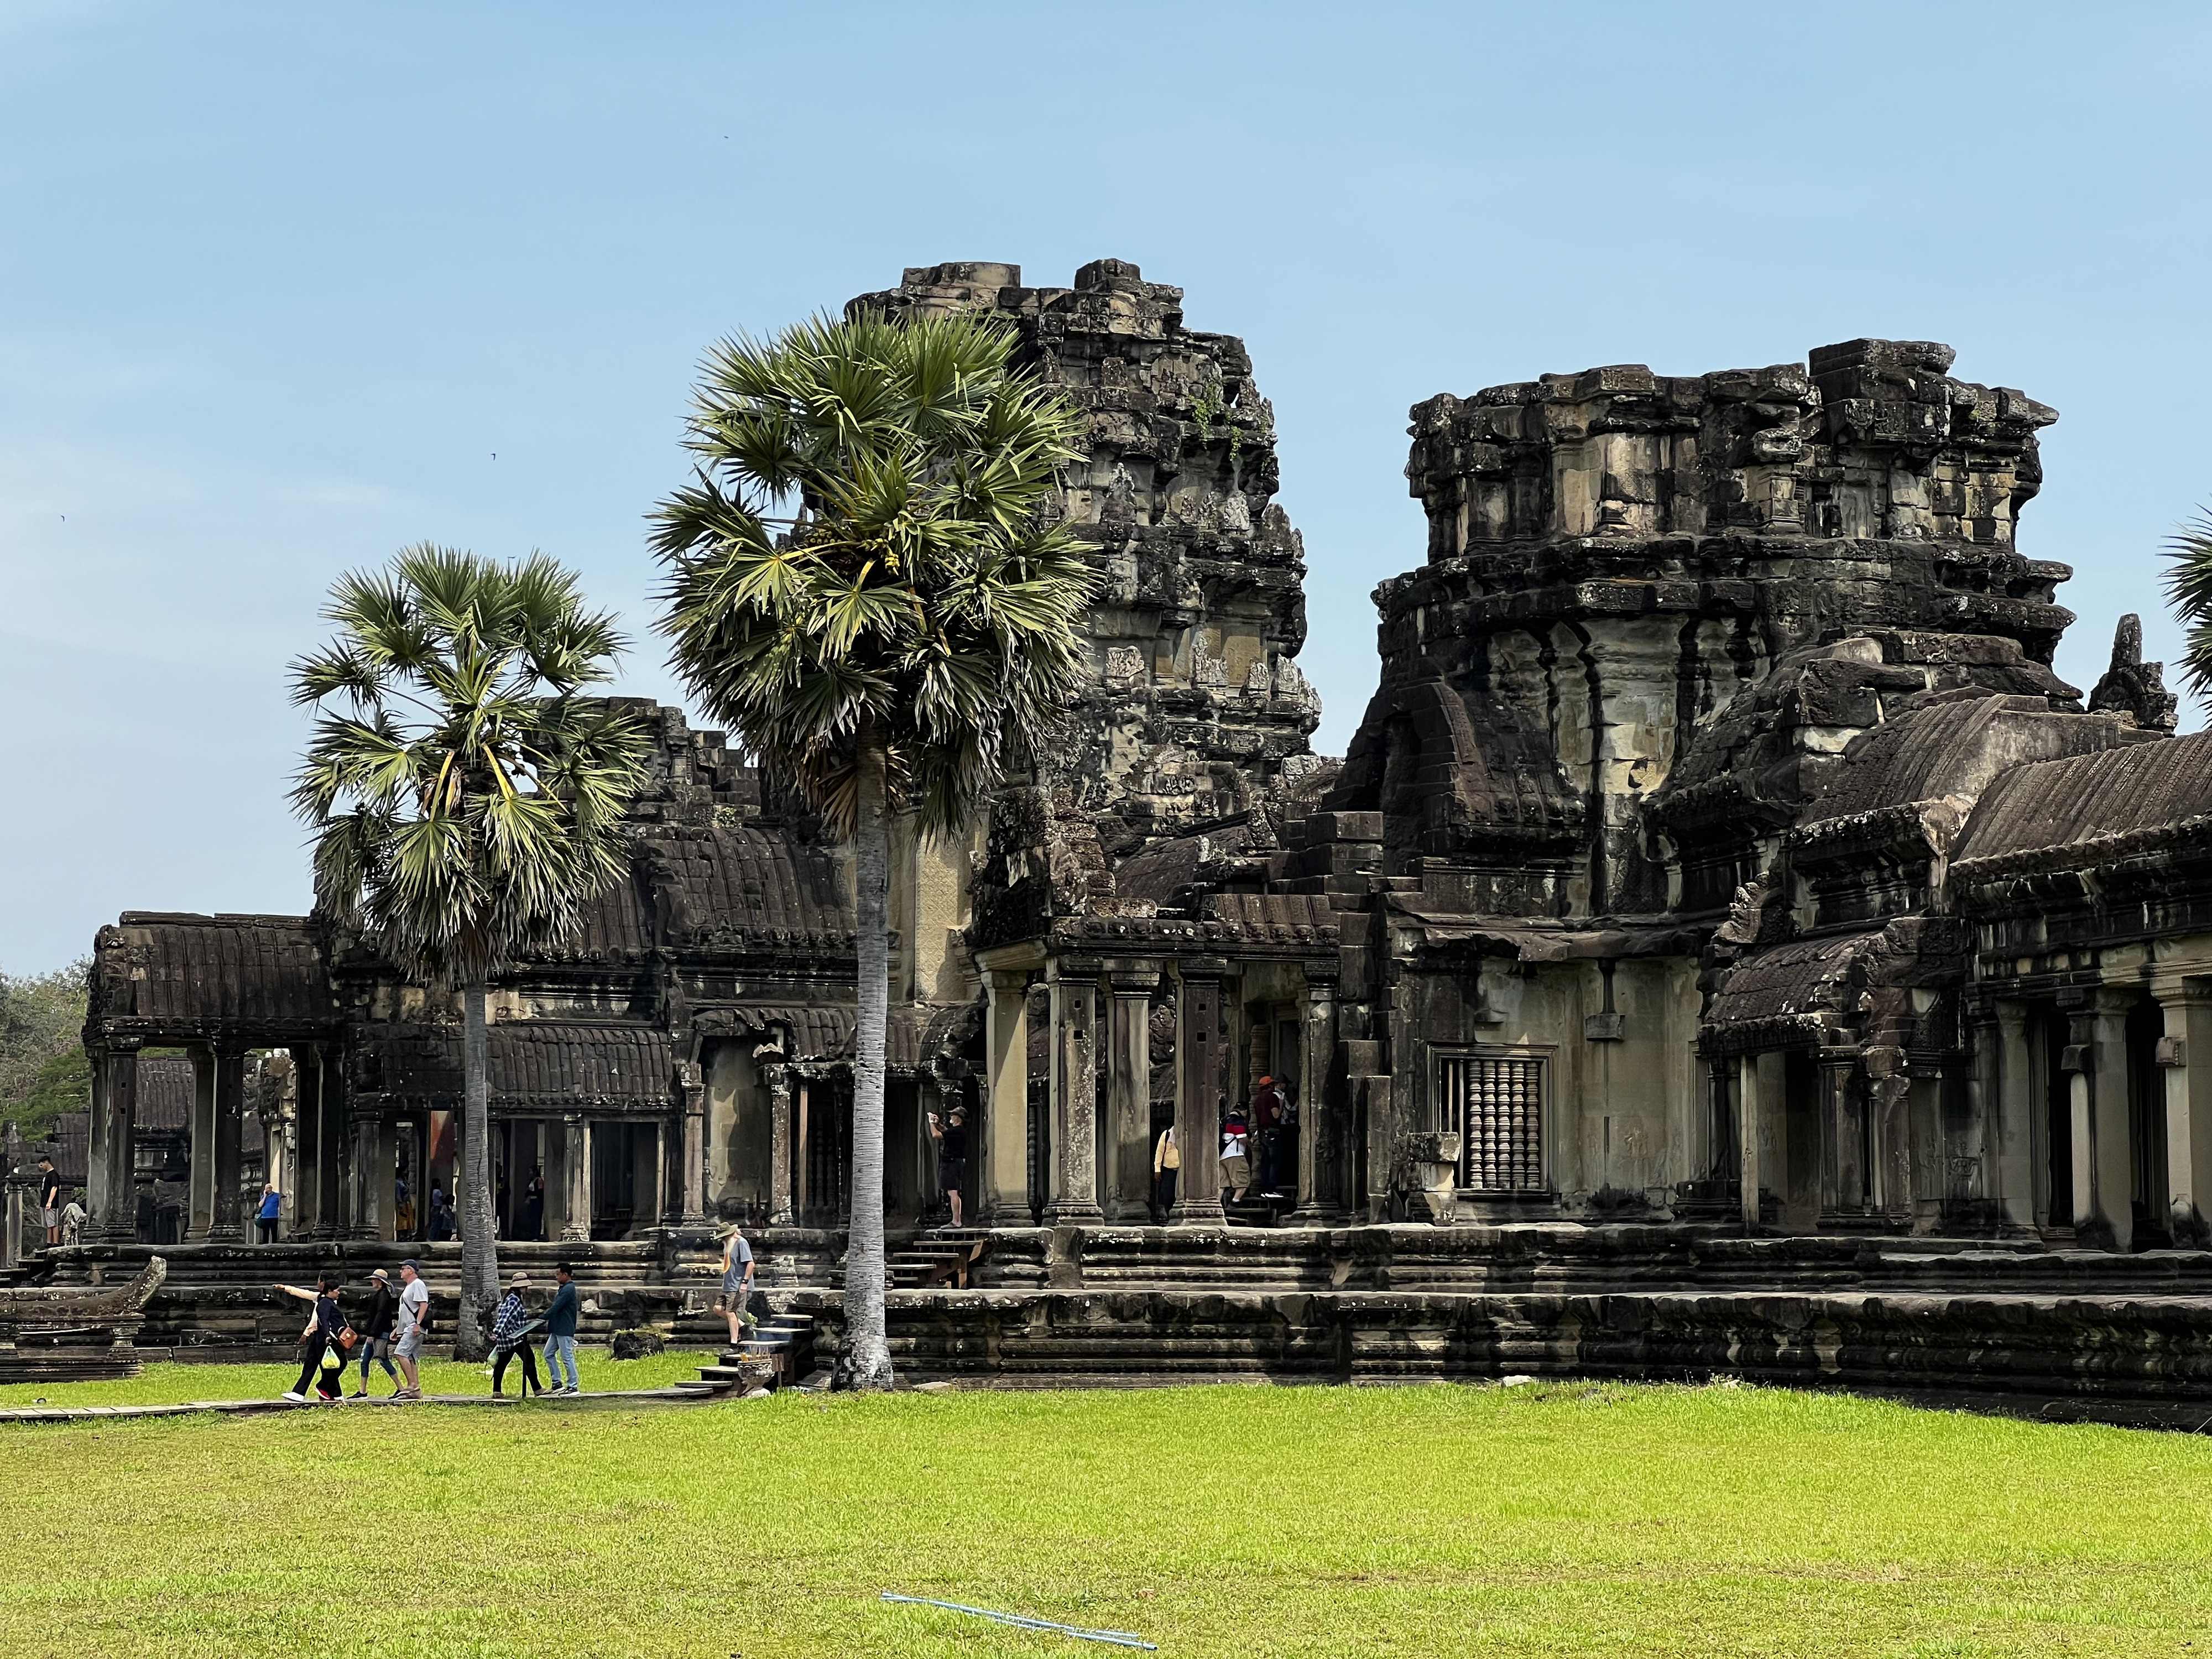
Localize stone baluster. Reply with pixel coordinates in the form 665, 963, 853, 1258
1046, 959, 1103, 1224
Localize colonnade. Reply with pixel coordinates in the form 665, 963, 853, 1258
973, 951, 1343, 1227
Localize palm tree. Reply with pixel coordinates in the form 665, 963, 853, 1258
653, 310, 1095, 1390
2166, 509, 2212, 700
289, 545, 646, 1358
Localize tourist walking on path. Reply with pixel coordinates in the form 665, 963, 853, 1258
352, 1267, 401, 1398
37, 1156, 60, 1246
718, 1227, 756, 1347
1219, 1110, 1251, 1208
281, 1275, 351, 1402
541, 1261, 580, 1395
489, 1272, 544, 1397
926, 1106, 967, 1227
255, 1183, 282, 1244
392, 1259, 430, 1399
1154, 1124, 1179, 1219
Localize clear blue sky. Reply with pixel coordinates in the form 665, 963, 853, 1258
4, 1, 2209, 973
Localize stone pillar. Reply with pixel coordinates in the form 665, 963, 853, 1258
2062, 1014, 2094, 1234
1295, 963, 1343, 1223
980, 970, 1033, 1226
2153, 977, 2212, 1248
1170, 958, 1227, 1225
211, 1042, 247, 1244
1815, 1051, 1861, 1219
766, 1063, 794, 1227
95, 1040, 142, 1243
2089, 990, 2135, 1251
186, 1046, 216, 1242
313, 1050, 346, 1242
1736, 1051, 1762, 1231
1994, 1003, 2036, 1233
1103, 963, 1159, 1223
559, 1113, 591, 1243
675, 1060, 709, 1225
293, 1051, 321, 1238
86, 1052, 109, 1232
1046, 959, 1104, 1224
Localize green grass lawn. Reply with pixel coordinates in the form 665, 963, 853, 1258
1, 1377, 2207, 1658
0, 1347, 720, 1408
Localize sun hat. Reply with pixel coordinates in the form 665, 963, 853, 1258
508, 1271, 530, 1288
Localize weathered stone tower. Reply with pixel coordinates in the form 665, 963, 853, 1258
849, 260, 1321, 860
1329, 338, 2074, 920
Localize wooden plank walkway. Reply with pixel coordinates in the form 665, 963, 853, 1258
0, 1384, 726, 1425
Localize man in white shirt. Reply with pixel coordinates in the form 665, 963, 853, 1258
393, 1259, 431, 1399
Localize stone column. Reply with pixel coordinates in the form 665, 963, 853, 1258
1169, 958, 1228, 1226
2153, 976, 2212, 1248
186, 1046, 216, 1241
980, 969, 1033, 1226
2062, 1012, 2094, 1234
95, 1040, 142, 1243
1994, 1003, 2036, 1233
1103, 963, 1159, 1223
314, 1050, 346, 1242
671, 1060, 707, 1225
766, 1063, 794, 1226
292, 1051, 320, 1238
1294, 963, 1343, 1224
1815, 1051, 1861, 1219
2089, 989, 2135, 1251
1046, 959, 1103, 1224
559, 1113, 591, 1243
211, 1042, 247, 1244
1736, 1051, 1762, 1231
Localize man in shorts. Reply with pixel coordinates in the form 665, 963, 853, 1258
393, 1259, 431, 1399
926, 1105, 968, 1227
37, 1156, 61, 1246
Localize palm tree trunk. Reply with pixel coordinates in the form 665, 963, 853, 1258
456, 968, 499, 1360
843, 725, 895, 1390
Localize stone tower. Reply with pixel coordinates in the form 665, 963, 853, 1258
847, 260, 1321, 862
1327, 338, 2077, 919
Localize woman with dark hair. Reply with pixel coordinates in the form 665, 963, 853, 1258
278, 1276, 351, 1402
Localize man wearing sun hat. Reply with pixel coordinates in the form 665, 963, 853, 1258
489, 1270, 543, 1398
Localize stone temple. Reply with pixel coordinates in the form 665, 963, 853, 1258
19, 261, 2212, 1416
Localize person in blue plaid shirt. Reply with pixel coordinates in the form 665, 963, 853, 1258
489, 1271, 544, 1398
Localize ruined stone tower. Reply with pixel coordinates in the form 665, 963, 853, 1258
848, 260, 1321, 861
1328, 338, 2077, 920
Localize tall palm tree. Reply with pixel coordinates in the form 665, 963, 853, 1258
653, 310, 1095, 1390
289, 545, 645, 1358
2166, 510, 2212, 701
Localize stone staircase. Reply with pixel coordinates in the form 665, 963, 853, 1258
889, 1229, 990, 1290
694, 1309, 819, 1394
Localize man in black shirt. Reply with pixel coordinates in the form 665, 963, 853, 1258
36, 1156, 61, 1246
927, 1105, 969, 1227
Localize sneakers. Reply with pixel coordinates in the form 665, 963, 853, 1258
281, 1391, 307, 1403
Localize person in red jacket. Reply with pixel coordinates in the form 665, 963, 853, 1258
1250, 1076, 1287, 1197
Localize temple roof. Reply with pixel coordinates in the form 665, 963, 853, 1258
1952, 731, 2212, 864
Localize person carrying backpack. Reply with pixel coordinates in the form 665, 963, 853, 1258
489, 1272, 544, 1398
280, 1276, 351, 1403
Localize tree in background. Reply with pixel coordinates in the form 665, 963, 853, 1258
290, 546, 645, 1357
654, 310, 1095, 1390
2165, 510, 2212, 701
0, 961, 91, 1138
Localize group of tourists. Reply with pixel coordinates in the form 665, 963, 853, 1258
1151, 1075, 1295, 1218
274, 1258, 582, 1403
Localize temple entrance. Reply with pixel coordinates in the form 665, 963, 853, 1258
496, 1120, 547, 1240
589, 1122, 661, 1240
1780, 1050, 1821, 1232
